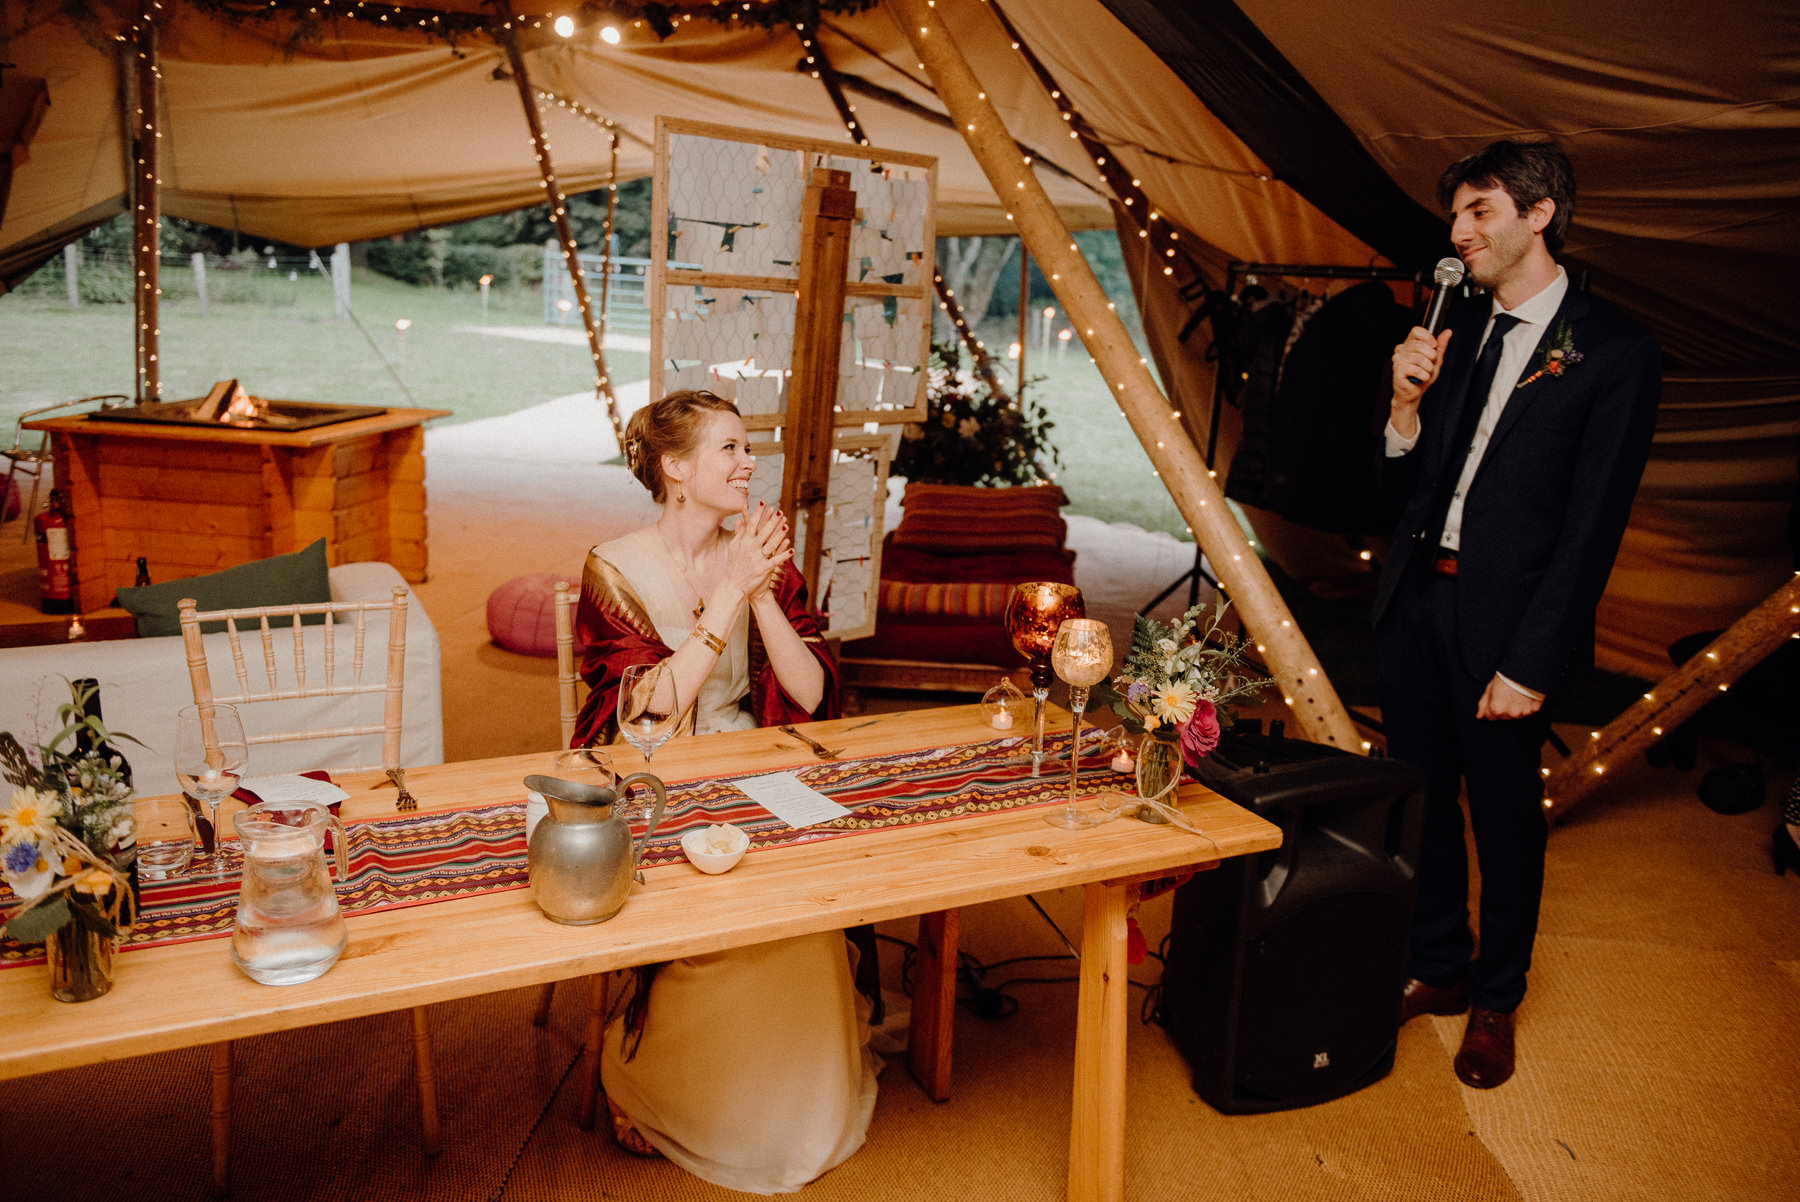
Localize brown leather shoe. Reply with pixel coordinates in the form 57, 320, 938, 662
1400, 977, 1470, 1025
1454, 1006, 1516, 1089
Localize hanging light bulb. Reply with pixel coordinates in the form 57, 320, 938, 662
600, 24, 622, 43
554, 14, 574, 37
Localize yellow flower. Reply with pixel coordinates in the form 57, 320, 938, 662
73, 868, 115, 897
0, 785, 62, 843
1152, 681, 1197, 725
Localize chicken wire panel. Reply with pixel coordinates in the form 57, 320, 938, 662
667, 133, 805, 281
745, 434, 891, 643
657, 287, 795, 410
655, 119, 935, 430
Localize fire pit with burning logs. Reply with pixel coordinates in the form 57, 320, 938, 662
88, 380, 386, 431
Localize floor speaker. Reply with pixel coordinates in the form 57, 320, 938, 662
1157, 722, 1426, 1113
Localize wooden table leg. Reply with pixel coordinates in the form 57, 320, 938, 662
531, 981, 557, 1028
210, 1041, 233, 1197
1068, 880, 1132, 1202
577, 974, 609, 1131
907, 907, 960, 1102
409, 1007, 442, 1157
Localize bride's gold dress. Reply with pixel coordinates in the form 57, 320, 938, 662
592, 529, 878, 1194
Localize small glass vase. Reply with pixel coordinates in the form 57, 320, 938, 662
45, 922, 118, 1003
1135, 735, 1183, 807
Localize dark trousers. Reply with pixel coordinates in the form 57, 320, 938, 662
1378, 571, 1552, 1013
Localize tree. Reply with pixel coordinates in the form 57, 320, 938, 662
934, 236, 1016, 339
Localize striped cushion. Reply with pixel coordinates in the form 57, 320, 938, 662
878, 580, 1014, 619
889, 483, 1068, 554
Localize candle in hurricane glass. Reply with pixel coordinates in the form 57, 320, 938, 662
1046, 618, 1112, 830
1004, 582, 1084, 775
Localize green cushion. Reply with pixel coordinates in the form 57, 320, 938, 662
116, 539, 332, 638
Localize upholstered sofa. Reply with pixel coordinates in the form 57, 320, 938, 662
841, 483, 1076, 694
0, 562, 444, 791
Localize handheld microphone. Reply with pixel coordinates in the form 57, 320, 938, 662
1422, 256, 1466, 334
1406, 257, 1466, 384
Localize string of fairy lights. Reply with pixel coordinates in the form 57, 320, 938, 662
129, 3, 164, 402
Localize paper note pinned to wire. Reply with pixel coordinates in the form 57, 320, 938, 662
734, 772, 850, 829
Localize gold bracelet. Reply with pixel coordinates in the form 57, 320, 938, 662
690, 621, 726, 656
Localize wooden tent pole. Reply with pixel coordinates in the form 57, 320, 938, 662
887, 0, 1359, 751
1016, 243, 1029, 400
933, 273, 1010, 400
131, 6, 160, 402
1545, 574, 1800, 823
502, 31, 625, 449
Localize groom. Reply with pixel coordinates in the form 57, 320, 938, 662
1374, 140, 1660, 1089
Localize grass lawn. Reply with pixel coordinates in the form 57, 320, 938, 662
1, 271, 1187, 538
0, 269, 646, 429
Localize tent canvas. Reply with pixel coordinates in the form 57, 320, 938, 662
0, 0, 1793, 683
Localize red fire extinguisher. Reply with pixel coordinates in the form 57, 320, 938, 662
35, 488, 74, 614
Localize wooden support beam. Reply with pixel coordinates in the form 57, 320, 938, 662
886, 0, 1360, 750
503, 28, 625, 449
780, 167, 857, 598
1546, 574, 1800, 822
131, 7, 160, 402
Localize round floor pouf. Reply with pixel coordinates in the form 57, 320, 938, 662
487, 572, 573, 657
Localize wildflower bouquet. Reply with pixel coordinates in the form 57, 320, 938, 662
1098, 602, 1265, 770
1, 682, 139, 949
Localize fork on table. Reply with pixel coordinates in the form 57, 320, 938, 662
387, 767, 418, 811
778, 725, 843, 760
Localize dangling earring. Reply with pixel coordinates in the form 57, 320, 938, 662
675, 489, 686, 504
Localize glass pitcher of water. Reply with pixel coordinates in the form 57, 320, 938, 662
230, 800, 350, 986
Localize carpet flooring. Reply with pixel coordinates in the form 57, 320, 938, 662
5, 402, 1797, 1200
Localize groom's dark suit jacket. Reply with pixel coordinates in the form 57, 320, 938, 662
1374, 285, 1660, 695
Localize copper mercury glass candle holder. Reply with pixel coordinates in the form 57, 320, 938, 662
1005, 582, 1085, 776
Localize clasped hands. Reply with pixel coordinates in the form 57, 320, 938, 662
724, 501, 793, 602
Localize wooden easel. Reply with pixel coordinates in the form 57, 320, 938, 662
779, 168, 856, 598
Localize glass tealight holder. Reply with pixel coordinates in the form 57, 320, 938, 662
981, 678, 1028, 733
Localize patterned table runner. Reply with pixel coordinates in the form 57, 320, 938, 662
2, 730, 1122, 967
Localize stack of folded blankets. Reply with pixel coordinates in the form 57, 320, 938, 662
843, 482, 1077, 668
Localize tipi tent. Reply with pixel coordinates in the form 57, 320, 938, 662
1, 0, 1794, 686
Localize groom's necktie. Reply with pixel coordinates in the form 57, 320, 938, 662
1431, 312, 1522, 542
1449, 313, 1522, 470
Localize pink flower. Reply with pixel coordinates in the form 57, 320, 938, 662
1179, 699, 1220, 767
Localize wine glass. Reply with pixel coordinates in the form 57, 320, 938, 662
554, 747, 638, 823
1004, 582, 1084, 775
174, 703, 249, 876
1045, 619, 1112, 830
618, 662, 681, 767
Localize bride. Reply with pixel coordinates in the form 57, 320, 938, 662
572, 389, 878, 1194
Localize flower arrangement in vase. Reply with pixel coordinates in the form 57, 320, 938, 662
1, 681, 140, 1001
1096, 602, 1266, 808
892, 342, 1059, 487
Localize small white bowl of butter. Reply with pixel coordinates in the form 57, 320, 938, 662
681, 823, 750, 874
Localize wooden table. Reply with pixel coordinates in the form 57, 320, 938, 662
0, 706, 1281, 1202
25, 406, 449, 612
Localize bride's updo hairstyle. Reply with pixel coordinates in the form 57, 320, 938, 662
622, 390, 741, 503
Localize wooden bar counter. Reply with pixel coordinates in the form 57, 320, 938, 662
26, 407, 449, 612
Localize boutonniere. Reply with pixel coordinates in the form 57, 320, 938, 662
1516, 319, 1582, 390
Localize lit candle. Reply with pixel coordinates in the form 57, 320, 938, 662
990, 707, 1015, 730
1111, 748, 1135, 774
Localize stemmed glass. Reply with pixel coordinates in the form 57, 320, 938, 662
618, 662, 681, 767
1044, 619, 1113, 830
175, 703, 249, 876
1004, 582, 1085, 776
554, 747, 638, 823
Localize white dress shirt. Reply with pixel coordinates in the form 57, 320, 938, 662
1386, 266, 1569, 700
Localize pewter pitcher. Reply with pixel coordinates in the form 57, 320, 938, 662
230, 800, 350, 986
526, 771, 667, 925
